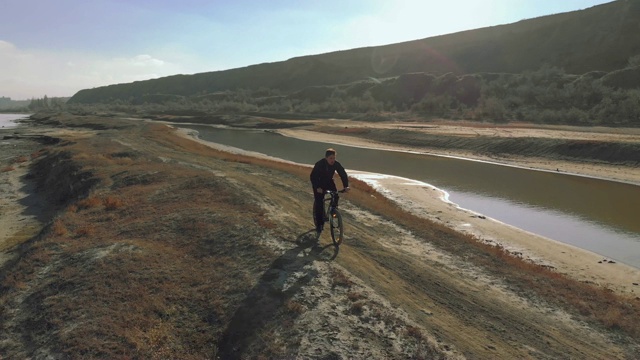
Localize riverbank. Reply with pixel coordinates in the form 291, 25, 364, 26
274, 124, 640, 295
279, 120, 640, 186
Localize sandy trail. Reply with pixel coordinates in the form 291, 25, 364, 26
0, 134, 48, 268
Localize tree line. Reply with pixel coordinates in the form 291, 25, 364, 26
58, 61, 640, 127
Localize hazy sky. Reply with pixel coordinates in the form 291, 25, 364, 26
1, 0, 613, 100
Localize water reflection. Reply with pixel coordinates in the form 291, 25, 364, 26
450, 191, 640, 267
0, 114, 27, 129
184, 125, 640, 267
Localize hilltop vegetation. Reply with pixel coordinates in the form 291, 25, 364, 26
65, 64, 640, 127
65, 1, 640, 126
0, 96, 69, 113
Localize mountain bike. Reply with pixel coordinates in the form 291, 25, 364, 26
315, 189, 346, 246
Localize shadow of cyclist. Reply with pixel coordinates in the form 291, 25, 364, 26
217, 230, 337, 358
297, 228, 341, 260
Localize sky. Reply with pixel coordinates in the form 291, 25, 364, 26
1, 0, 614, 100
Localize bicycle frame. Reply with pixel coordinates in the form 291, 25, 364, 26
323, 189, 345, 218
322, 189, 346, 245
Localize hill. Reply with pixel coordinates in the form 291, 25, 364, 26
68, 0, 640, 104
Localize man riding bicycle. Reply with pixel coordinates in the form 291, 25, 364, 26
310, 148, 350, 236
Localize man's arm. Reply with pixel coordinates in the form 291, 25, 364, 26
310, 161, 321, 189
335, 161, 349, 189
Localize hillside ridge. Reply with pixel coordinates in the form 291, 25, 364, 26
68, 0, 640, 104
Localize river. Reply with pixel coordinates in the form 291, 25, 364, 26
0, 113, 28, 129
187, 125, 640, 268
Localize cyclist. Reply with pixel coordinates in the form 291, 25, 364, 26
310, 148, 350, 236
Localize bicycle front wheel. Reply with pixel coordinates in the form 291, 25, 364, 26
329, 209, 344, 246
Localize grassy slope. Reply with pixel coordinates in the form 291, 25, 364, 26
1, 114, 639, 358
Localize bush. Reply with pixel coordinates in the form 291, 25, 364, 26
103, 196, 124, 210
477, 96, 507, 122
565, 107, 590, 125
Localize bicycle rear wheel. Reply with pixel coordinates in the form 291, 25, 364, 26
329, 209, 344, 246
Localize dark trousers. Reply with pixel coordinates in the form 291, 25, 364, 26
313, 187, 339, 230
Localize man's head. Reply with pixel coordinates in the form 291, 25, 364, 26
325, 148, 336, 165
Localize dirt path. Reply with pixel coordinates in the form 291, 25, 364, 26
0, 135, 47, 267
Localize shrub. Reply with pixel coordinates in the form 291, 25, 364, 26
77, 196, 102, 209
284, 300, 305, 314
330, 268, 353, 288
51, 219, 68, 236
405, 325, 426, 341
75, 225, 96, 237
347, 291, 365, 302
13, 156, 29, 163
350, 301, 365, 315
103, 196, 124, 210
477, 96, 507, 122
564, 107, 590, 125
31, 149, 47, 159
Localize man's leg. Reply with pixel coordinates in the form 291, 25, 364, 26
330, 183, 339, 207
313, 192, 325, 233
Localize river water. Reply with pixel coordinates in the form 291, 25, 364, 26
184, 125, 640, 268
0, 114, 28, 129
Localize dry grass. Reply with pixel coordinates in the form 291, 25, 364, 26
75, 224, 96, 237
102, 196, 124, 210
405, 325, 426, 341
347, 290, 365, 302
284, 300, 305, 314
12, 155, 28, 163
31, 149, 47, 159
51, 219, 68, 236
76, 196, 102, 210
330, 268, 354, 288
0, 126, 279, 358
1, 166, 15, 173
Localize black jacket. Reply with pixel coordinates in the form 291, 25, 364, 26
310, 158, 349, 191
